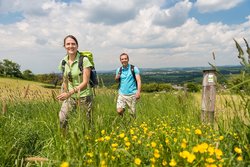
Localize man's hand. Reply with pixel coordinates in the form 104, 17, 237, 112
135, 91, 140, 100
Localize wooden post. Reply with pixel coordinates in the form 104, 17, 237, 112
201, 69, 217, 124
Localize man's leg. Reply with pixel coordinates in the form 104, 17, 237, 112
126, 94, 137, 119
117, 94, 125, 116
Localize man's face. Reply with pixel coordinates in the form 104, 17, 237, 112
120, 54, 129, 67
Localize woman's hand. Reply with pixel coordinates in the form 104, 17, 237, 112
56, 92, 71, 101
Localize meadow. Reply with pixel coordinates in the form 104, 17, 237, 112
0, 78, 249, 167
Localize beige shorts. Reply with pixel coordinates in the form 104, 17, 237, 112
116, 94, 136, 114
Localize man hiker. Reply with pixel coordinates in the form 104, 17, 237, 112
115, 52, 141, 118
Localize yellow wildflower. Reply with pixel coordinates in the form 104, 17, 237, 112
101, 160, 107, 167
215, 149, 223, 159
192, 146, 199, 153
187, 153, 196, 163
237, 156, 243, 161
208, 146, 215, 155
219, 136, 224, 141
198, 143, 208, 153
124, 137, 129, 141
181, 142, 187, 148
162, 160, 167, 166
150, 157, 156, 164
169, 159, 177, 167
174, 138, 177, 143
60, 162, 69, 167
195, 129, 202, 135
165, 138, 169, 144
134, 158, 141, 165
130, 129, 135, 135
151, 142, 157, 148
101, 130, 105, 135
119, 133, 125, 138
143, 127, 148, 134
154, 149, 160, 158
98, 137, 104, 142
104, 136, 110, 141
180, 150, 190, 158
87, 159, 93, 164
125, 141, 131, 147
87, 152, 94, 157
206, 158, 215, 163
132, 135, 138, 141
112, 143, 118, 148
205, 164, 217, 167
234, 147, 242, 154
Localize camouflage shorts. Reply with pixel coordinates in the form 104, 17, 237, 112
116, 94, 136, 114
59, 96, 93, 128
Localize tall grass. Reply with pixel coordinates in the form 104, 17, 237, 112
0, 81, 249, 166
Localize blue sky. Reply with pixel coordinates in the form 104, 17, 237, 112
0, 0, 250, 74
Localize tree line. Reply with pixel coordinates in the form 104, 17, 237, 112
0, 59, 60, 86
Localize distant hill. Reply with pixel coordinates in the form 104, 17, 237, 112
97, 65, 242, 86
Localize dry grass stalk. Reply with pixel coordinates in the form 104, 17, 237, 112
51, 90, 57, 101
215, 141, 220, 149
2, 101, 7, 114
25, 156, 49, 162
23, 84, 30, 98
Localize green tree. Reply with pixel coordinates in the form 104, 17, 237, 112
22, 69, 35, 80
0, 61, 4, 75
2, 59, 22, 78
186, 82, 200, 92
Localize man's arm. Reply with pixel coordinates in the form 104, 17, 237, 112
135, 74, 141, 99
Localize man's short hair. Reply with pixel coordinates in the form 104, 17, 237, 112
120, 53, 129, 60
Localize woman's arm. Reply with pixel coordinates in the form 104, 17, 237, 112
57, 67, 91, 100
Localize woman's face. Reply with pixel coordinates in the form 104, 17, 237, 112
64, 37, 78, 55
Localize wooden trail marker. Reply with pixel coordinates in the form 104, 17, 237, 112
201, 69, 217, 124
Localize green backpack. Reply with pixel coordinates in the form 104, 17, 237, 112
79, 51, 95, 67
61, 51, 98, 87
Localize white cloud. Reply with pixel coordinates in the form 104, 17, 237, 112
195, 0, 244, 13
153, 0, 192, 28
0, 0, 249, 74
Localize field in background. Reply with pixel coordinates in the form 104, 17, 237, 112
0, 78, 249, 166
0, 78, 59, 102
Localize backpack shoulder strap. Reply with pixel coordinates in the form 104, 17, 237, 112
130, 64, 137, 88
118, 66, 122, 75
130, 65, 136, 80
61, 60, 67, 74
78, 55, 84, 72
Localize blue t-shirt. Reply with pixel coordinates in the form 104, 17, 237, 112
116, 64, 140, 95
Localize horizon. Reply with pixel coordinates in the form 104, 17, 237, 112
34, 64, 241, 75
